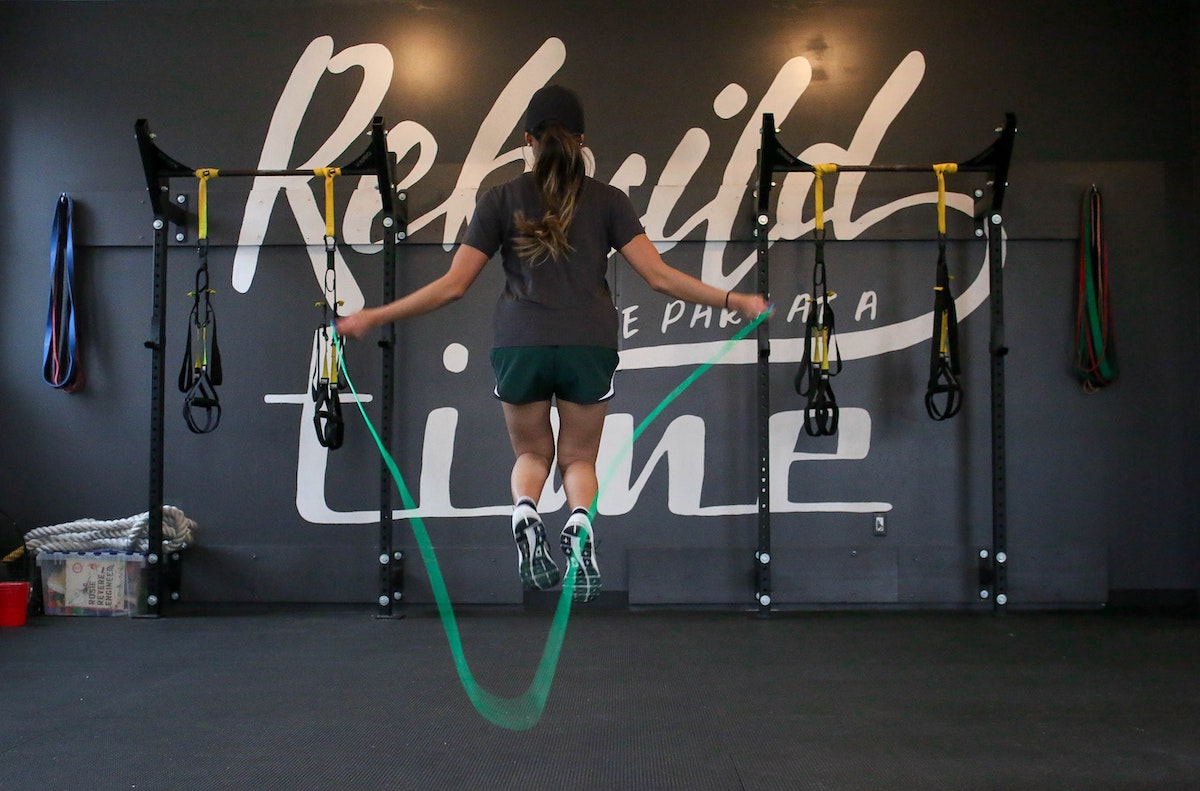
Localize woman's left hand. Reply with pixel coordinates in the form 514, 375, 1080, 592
729, 292, 773, 319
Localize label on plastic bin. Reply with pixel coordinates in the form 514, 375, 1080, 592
65, 558, 126, 610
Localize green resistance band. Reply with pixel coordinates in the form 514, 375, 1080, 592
335, 309, 769, 730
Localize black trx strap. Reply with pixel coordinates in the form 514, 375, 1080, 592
1074, 186, 1117, 390
925, 164, 963, 420
312, 325, 344, 449
43, 194, 83, 391
311, 168, 345, 450
178, 169, 223, 434
794, 164, 841, 436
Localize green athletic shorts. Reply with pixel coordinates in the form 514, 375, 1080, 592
490, 345, 619, 405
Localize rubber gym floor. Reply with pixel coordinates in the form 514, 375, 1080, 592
2, 605, 1197, 790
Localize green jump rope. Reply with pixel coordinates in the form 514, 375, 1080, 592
335, 309, 769, 730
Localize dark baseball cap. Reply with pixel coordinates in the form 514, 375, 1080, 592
523, 85, 585, 136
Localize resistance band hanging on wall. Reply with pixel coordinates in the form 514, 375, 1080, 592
794, 163, 841, 436
178, 169, 223, 434
43, 193, 83, 391
925, 163, 963, 420
311, 167, 345, 450
1074, 185, 1117, 390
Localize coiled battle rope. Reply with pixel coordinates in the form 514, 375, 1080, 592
22, 506, 196, 555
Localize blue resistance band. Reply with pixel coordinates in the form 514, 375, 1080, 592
43, 194, 80, 390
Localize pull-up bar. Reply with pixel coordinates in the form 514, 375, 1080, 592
136, 118, 400, 219
134, 117, 406, 618
752, 112, 1017, 615
175, 168, 361, 178
756, 112, 1016, 211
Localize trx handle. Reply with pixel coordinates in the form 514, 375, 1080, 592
179, 268, 223, 434
925, 164, 963, 421
794, 164, 841, 436
43, 193, 83, 391
925, 252, 962, 420
311, 326, 344, 450
796, 320, 840, 436
180, 350, 222, 434
179, 169, 223, 434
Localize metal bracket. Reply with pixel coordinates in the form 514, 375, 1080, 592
171, 193, 188, 244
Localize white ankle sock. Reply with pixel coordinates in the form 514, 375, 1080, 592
565, 507, 592, 534
512, 501, 540, 530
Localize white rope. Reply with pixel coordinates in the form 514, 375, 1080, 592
24, 506, 197, 555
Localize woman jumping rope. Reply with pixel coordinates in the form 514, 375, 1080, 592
337, 86, 771, 602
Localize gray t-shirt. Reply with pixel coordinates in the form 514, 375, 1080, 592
462, 173, 645, 349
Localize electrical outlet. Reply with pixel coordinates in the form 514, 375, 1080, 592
873, 513, 886, 536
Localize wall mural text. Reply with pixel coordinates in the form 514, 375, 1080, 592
241, 36, 997, 523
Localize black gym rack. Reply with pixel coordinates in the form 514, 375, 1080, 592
753, 112, 1017, 614
134, 117, 406, 617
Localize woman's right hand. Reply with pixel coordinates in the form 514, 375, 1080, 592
730, 292, 773, 320
334, 308, 376, 340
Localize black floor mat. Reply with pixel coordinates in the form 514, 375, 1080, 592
2, 608, 1197, 790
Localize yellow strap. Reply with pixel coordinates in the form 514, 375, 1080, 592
194, 168, 218, 240
329, 335, 340, 384
317, 330, 340, 384
314, 167, 341, 239
813, 163, 838, 232
933, 163, 957, 235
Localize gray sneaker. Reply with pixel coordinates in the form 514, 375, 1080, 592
561, 518, 601, 602
513, 507, 561, 590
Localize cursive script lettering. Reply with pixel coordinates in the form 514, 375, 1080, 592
245, 38, 1000, 522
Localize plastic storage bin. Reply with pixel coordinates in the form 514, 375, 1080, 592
36, 551, 145, 616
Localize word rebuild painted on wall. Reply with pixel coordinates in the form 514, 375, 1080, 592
245, 35, 997, 523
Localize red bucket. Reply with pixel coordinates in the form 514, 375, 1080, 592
0, 581, 31, 627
